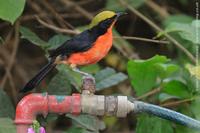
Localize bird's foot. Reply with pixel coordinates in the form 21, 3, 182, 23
55, 55, 68, 65
71, 65, 95, 82
72, 67, 89, 76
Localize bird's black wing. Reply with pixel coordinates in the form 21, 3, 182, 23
48, 16, 116, 58
48, 30, 96, 57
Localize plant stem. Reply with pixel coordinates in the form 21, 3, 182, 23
114, 36, 169, 44
119, 0, 196, 64
136, 88, 161, 100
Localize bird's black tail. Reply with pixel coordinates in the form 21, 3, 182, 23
20, 59, 56, 93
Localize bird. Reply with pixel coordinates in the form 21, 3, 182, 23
20, 11, 126, 93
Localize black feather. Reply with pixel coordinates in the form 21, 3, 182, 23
20, 60, 56, 93
48, 15, 116, 57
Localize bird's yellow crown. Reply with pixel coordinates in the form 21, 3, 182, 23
89, 11, 116, 28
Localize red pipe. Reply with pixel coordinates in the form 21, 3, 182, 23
15, 93, 81, 133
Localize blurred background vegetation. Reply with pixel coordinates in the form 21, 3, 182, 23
0, 0, 199, 133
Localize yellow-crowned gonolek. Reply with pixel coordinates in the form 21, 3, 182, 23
20, 11, 126, 93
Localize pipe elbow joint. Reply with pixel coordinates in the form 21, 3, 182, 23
15, 93, 81, 125
15, 93, 49, 125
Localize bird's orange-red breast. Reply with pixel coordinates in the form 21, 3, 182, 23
67, 25, 114, 65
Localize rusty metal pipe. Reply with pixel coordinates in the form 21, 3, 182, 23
15, 93, 81, 133
15, 93, 135, 133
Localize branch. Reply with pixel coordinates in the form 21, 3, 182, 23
27, 0, 54, 25
136, 88, 161, 100
145, 0, 169, 19
60, 0, 93, 20
114, 36, 169, 44
40, 0, 75, 30
0, 22, 20, 104
119, 0, 196, 64
161, 98, 194, 108
36, 16, 168, 46
36, 16, 80, 35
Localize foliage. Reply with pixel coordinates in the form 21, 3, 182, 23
20, 26, 49, 50
0, 0, 199, 133
127, 55, 176, 96
158, 20, 200, 45
66, 114, 105, 132
95, 67, 127, 91
0, 118, 16, 133
186, 64, 200, 80
163, 14, 193, 26
136, 114, 173, 133
0, 89, 14, 118
0, 0, 25, 24
106, 0, 145, 11
125, 9, 199, 132
0, 36, 3, 45
48, 65, 72, 95
127, 53, 199, 133
29, 120, 46, 133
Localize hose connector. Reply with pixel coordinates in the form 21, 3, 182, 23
81, 94, 134, 117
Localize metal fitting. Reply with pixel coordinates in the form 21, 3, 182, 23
82, 76, 96, 94
81, 94, 134, 117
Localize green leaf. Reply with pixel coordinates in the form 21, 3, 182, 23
0, 0, 25, 24
66, 126, 93, 133
182, 67, 200, 93
106, 0, 145, 11
95, 67, 115, 82
158, 93, 180, 103
186, 64, 200, 80
127, 55, 168, 96
136, 114, 173, 133
161, 20, 200, 44
31, 120, 40, 133
0, 118, 16, 133
162, 79, 191, 99
95, 67, 127, 91
66, 127, 85, 133
178, 0, 188, 6
0, 36, 4, 45
175, 124, 198, 133
48, 34, 70, 50
190, 97, 200, 120
156, 63, 179, 79
103, 116, 117, 127
66, 114, 105, 132
0, 89, 14, 118
20, 26, 49, 49
48, 65, 72, 95
163, 14, 193, 27
59, 64, 82, 91
54, 65, 94, 92
45, 114, 58, 122
81, 64, 101, 74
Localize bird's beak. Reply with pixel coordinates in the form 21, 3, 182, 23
116, 12, 127, 19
